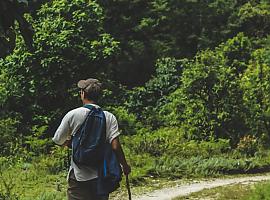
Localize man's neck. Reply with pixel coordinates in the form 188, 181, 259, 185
83, 99, 95, 105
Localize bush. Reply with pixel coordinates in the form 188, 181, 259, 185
154, 155, 270, 178
131, 127, 185, 157
0, 118, 20, 156
108, 106, 142, 135
122, 135, 155, 183
0, 171, 19, 200
160, 33, 252, 142
0, 0, 119, 140
33, 146, 70, 174
121, 128, 236, 180
177, 139, 231, 158
236, 135, 259, 156
123, 127, 231, 158
125, 58, 185, 128
24, 125, 54, 156
240, 48, 270, 140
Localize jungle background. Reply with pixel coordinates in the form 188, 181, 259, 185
1, 0, 270, 199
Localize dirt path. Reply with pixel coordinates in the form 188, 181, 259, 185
133, 174, 270, 200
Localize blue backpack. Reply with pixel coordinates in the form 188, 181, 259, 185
72, 104, 106, 167
72, 105, 122, 194
97, 142, 122, 195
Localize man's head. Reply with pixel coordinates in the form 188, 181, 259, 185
77, 78, 102, 103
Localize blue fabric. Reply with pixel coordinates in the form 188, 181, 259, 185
72, 104, 121, 194
97, 143, 122, 195
103, 159, 107, 177
72, 105, 106, 168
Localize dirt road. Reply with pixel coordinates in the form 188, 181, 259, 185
133, 174, 270, 200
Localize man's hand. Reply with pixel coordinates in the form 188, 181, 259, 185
63, 139, 72, 148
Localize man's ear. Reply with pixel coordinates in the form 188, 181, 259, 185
81, 90, 85, 99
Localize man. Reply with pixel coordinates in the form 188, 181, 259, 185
52, 78, 131, 200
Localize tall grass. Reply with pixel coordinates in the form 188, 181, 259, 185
245, 181, 270, 200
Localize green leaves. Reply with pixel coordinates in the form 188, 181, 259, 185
0, 0, 119, 137
160, 33, 253, 141
89, 34, 120, 60
0, 117, 20, 156
0, 0, 34, 58
241, 48, 270, 140
126, 57, 184, 128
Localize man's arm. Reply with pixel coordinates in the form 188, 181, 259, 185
111, 137, 131, 175
52, 113, 71, 146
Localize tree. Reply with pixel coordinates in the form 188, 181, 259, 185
0, 0, 119, 136
126, 57, 185, 128
241, 47, 270, 140
228, 1, 270, 38
0, 0, 35, 58
97, 0, 260, 86
160, 34, 252, 143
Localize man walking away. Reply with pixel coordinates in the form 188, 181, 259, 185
52, 78, 131, 200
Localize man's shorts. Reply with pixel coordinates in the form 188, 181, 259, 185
67, 170, 109, 200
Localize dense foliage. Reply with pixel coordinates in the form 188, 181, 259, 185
1, 0, 119, 139
0, 0, 37, 58
0, 0, 270, 199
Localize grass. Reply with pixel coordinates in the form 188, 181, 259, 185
0, 167, 67, 200
244, 181, 270, 200
0, 156, 190, 200
173, 183, 255, 200
173, 180, 270, 200
2, 137, 270, 200
2, 156, 270, 200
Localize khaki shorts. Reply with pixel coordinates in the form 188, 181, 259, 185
67, 170, 109, 200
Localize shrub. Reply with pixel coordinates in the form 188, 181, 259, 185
33, 146, 70, 174
0, 171, 19, 200
154, 155, 270, 178
175, 139, 231, 158
240, 48, 270, 140
125, 58, 185, 128
160, 33, 252, 142
24, 125, 54, 156
124, 127, 231, 158
0, 118, 20, 156
122, 135, 155, 183
0, 0, 119, 140
236, 135, 258, 156
108, 106, 142, 135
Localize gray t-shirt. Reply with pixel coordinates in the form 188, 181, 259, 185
52, 103, 120, 181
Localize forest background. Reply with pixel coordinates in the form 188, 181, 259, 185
0, 0, 270, 199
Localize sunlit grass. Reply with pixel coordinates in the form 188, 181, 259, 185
173, 183, 254, 200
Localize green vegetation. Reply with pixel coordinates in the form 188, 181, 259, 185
245, 181, 270, 200
0, 153, 67, 200
1, 0, 270, 199
173, 183, 253, 200
174, 181, 270, 200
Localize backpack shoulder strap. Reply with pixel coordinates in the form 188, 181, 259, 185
84, 105, 105, 117
83, 104, 94, 110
